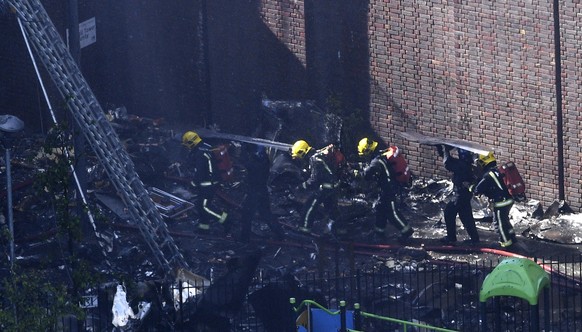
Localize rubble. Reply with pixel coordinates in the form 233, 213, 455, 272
1, 105, 582, 330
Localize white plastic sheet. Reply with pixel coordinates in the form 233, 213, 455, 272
111, 284, 136, 327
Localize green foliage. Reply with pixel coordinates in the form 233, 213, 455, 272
0, 269, 81, 332
0, 124, 104, 330
0, 225, 10, 247
36, 124, 81, 242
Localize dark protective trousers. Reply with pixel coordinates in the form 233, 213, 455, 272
196, 186, 226, 228
493, 203, 516, 246
301, 188, 339, 230
443, 189, 480, 242
240, 184, 284, 242
375, 195, 412, 234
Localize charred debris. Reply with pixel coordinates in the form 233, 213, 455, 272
1, 101, 581, 329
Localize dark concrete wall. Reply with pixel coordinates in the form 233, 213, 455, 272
80, 0, 203, 126
304, 0, 370, 117
204, 0, 307, 133
1, 0, 581, 210
0, 0, 203, 131
0, 0, 311, 134
0, 0, 66, 134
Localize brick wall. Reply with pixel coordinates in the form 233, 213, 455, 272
2, 1, 580, 210
559, 1, 582, 210
260, 0, 306, 66
368, 0, 581, 210
203, 0, 309, 133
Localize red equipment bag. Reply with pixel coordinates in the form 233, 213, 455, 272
212, 144, 234, 182
499, 161, 526, 202
331, 147, 346, 168
317, 144, 346, 170
383, 146, 411, 185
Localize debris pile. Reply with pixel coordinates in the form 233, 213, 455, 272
1, 103, 581, 330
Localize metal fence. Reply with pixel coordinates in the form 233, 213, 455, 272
63, 255, 582, 331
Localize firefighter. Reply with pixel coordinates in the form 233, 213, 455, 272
239, 144, 285, 242
436, 145, 480, 245
357, 138, 414, 241
182, 131, 228, 231
470, 151, 517, 248
291, 140, 341, 234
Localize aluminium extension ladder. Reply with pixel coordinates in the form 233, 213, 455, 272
4, 0, 188, 275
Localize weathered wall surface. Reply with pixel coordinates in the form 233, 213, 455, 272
0, 0, 67, 132
261, 0, 307, 66
0, 0, 205, 129
559, 1, 582, 210
367, 0, 580, 210
80, 1, 204, 126
204, 0, 308, 134
261, 0, 581, 210
1, 0, 580, 209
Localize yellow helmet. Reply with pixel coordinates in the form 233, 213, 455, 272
357, 138, 378, 157
291, 140, 312, 159
182, 131, 202, 148
478, 151, 496, 167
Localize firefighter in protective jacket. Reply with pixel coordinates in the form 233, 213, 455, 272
182, 131, 228, 231
291, 140, 341, 234
437, 145, 480, 245
357, 138, 414, 241
470, 152, 517, 248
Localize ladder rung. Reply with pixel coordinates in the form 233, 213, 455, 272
19, 0, 187, 271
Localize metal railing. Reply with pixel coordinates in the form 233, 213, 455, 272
290, 298, 457, 332
10, 254, 582, 331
